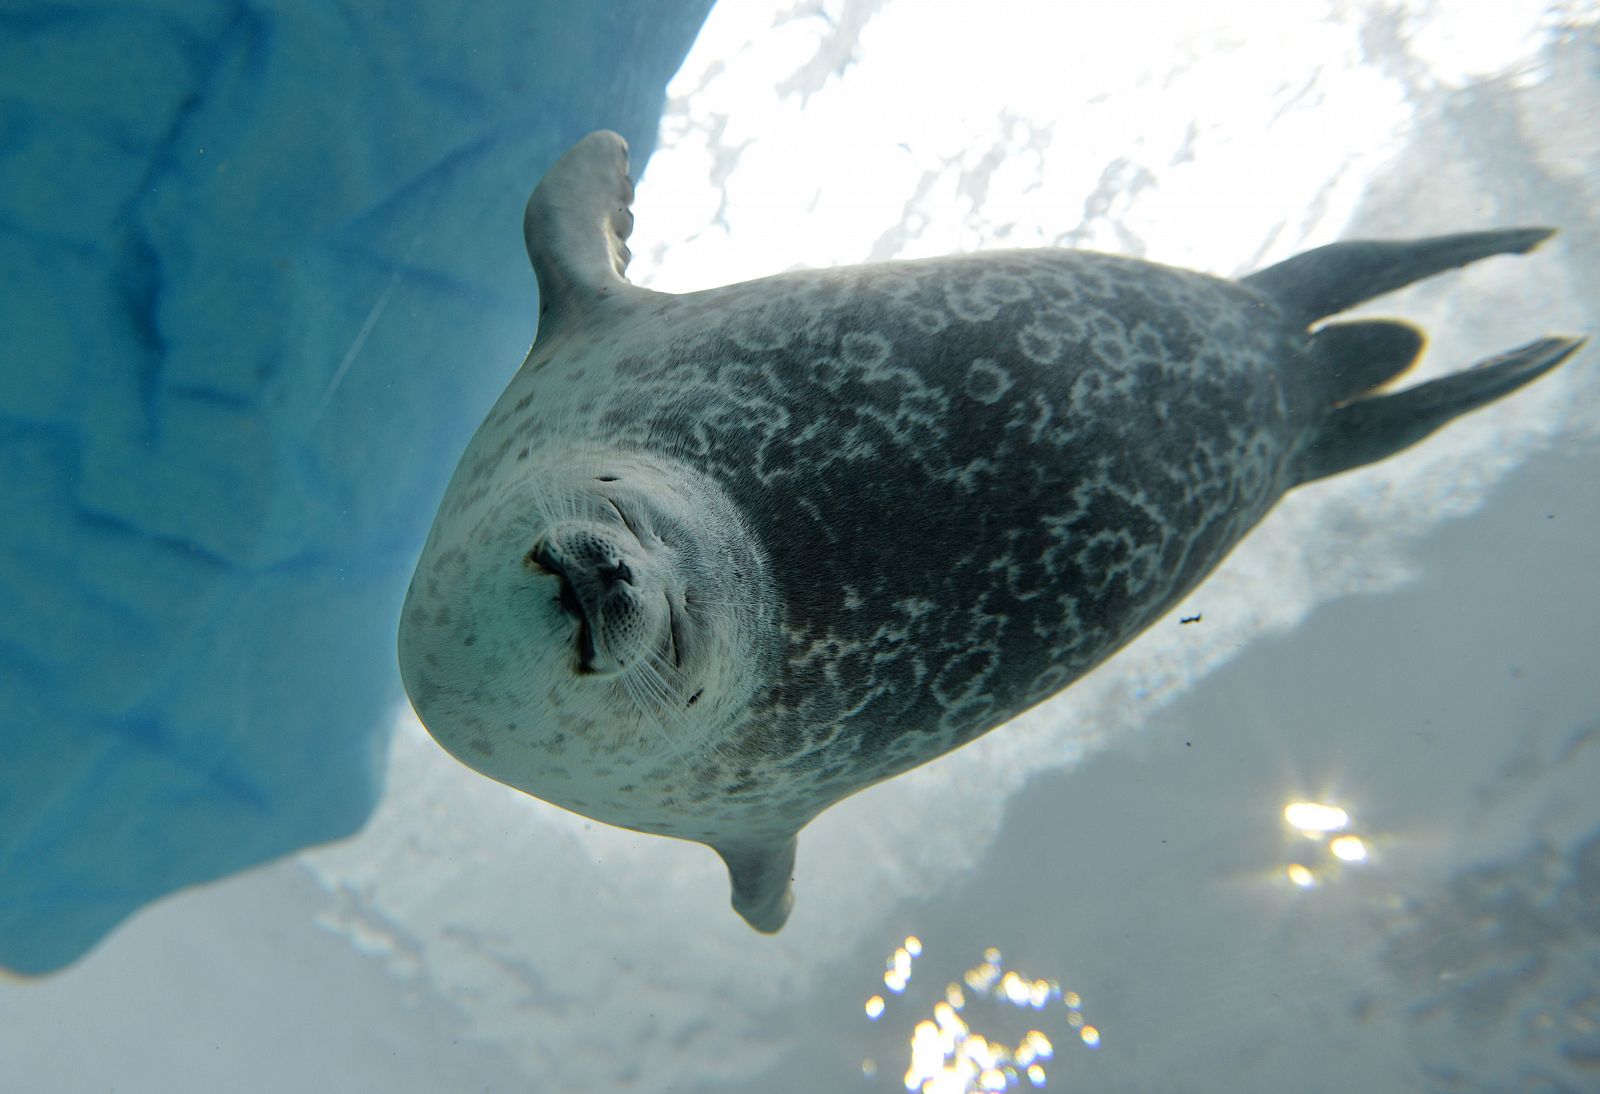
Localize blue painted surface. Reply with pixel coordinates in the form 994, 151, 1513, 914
0, 0, 714, 975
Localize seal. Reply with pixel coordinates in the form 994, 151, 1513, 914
398, 130, 1584, 933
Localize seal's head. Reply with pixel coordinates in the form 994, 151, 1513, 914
398, 448, 779, 823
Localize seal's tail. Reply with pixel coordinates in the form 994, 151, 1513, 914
1242, 229, 1585, 486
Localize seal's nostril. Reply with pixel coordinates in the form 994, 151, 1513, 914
600, 559, 633, 586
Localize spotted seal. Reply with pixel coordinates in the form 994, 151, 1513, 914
398, 130, 1584, 932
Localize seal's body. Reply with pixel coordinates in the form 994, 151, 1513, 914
399, 131, 1583, 932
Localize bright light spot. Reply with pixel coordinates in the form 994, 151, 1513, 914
934, 1001, 968, 1037
965, 1032, 998, 1070
864, 1058, 878, 1078
1287, 863, 1317, 888
906, 936, 924, 957
1330, 835, 1369, 862
886, 970, 909, 993
1284, 801, 1350, 833
965, 962, 1001, 992
894, 947, 914, 979
909, 1020, 944, 1082
873, 940, 1099, 1091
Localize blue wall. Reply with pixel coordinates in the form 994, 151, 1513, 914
0, 0, 715, 975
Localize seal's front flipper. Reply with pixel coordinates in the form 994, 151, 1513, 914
715, 837, 797, 933
1294, 336, 1586, 485
523, 130, 650, 337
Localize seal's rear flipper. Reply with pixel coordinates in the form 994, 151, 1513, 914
1305, 319, 1425, 405
1293, 336, 1586, 485
1243, 228, 1555, 327
715, 837, 797, 934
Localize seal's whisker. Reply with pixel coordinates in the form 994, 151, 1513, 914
617, 665, 670, 734
619, 662, 696, 766
633, 653, 692, 722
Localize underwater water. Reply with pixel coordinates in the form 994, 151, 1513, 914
3, 1, 1598, 1091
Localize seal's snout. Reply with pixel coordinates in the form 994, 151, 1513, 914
534, 526, 626, 577
528, 523, 654, 677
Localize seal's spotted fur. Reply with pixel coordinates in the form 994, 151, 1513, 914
399, 130, 1583, 933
